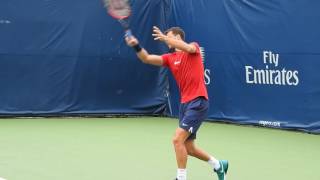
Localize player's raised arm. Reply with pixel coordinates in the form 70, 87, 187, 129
152, 26, 197, 53
125, 36, 163, 66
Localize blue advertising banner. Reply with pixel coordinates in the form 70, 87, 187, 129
0, 0, 170, 115
166, 0, 320, 133
0, 0, 319, 133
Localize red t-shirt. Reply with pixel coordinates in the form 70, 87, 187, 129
162, 42, 208, 103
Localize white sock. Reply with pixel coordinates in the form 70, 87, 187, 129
176, 168, 187, 180
208, 156, 220, 170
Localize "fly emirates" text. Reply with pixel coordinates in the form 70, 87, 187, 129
245, 51, 299, 86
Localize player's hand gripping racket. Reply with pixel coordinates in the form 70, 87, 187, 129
102, 0, 132, 38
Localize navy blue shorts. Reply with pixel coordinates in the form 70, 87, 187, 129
179, 96, 209, 140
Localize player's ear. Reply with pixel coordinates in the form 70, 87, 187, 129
176, 34, 182, 40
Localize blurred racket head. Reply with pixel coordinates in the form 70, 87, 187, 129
103, 0, 131, 20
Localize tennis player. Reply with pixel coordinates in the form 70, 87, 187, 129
125, 26, 229, 180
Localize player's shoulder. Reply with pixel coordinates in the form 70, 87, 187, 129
190, 42, 200, 47
162, 52, 175, 59
189, 42, 201, 54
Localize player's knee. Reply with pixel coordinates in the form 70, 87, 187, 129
172, 136, 183, 147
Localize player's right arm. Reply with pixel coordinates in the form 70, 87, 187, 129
125, 36, 163, 66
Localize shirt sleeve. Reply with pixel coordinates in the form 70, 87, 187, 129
161, 53, 171, 67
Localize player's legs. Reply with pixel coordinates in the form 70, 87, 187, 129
172, 128, 191, 180
184, 135, 229, 180
172, 127, 191, 169
185, 139, 211, 161
174, 97, 230, 180
174, 97, 207, 180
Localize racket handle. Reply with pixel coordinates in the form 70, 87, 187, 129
124, 29, 133, 38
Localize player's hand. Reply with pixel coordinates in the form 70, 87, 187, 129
152, 26, 167, 42
125, 36, 139, 47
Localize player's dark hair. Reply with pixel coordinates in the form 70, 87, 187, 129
165, 27, 185, 41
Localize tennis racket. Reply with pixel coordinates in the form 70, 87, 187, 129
102, 0, 132, 37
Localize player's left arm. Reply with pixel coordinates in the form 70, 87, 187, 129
152, 26, 197, 54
